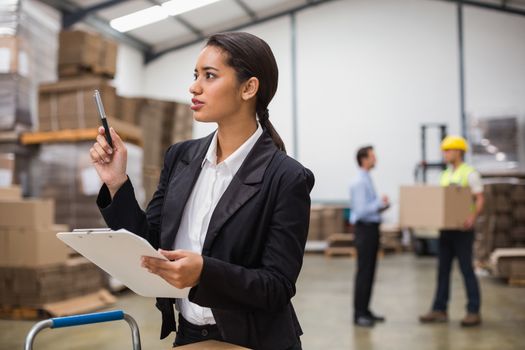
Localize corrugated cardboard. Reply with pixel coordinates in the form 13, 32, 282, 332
117, 96, 146, 125
58, 31, 117, 78
0, 224, 69, 267
0, 36, 29, 76
143, 165, 161, 203
172, 102, 194, 142
399, 185, 473, 230
490, 248, 525, 278
0, 198, 54, 229
97, 37, 117, 78
0, 153, 15, 186
0, 257, 106, 306
308, 206, 322, 241
59, 31, 100, 66
321, 205, 345, 237
0, 185, 21, 199
514, 206, 525, 223
0, 73, 32, 130
43, 289, 116, 317
38, 77, 116, 131
513, 186, 525, 204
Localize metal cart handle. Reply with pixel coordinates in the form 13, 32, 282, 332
24, 310, 141, 350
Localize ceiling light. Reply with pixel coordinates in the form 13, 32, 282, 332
110, 6, 168, 32
162, 0, 221, 16
110, 0, 222, 33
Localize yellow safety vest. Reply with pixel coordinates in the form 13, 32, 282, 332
440, 163, 475, 188
440, 163, 477, 213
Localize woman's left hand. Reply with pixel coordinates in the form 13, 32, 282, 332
141, 249, 204, 289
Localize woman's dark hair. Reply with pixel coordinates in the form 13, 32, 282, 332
356, 146, 374, 166
206, 32, 286, 153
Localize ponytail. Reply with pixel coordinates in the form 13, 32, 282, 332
258, 108, 286, 153
205, 32, 285, 152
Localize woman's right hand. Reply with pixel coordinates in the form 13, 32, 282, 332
90, 127, 128, 197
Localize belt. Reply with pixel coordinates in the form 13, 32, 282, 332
178, 314, 219, 337
356, 221, 380, 226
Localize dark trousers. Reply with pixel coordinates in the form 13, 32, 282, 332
432, 230, 481, 313
173, 314, 222, 347
354, 222, 380, 318
174, 314, 302, 349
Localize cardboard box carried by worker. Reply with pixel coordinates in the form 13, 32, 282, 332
399, 185, 473, 230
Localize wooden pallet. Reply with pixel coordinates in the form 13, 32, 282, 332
20, 118, 142, 146
0, 306, 49, 320
324, 247, 387, 259
508, 277, 525, 287
327, 233, 354, 244
0, 131, 20, 143
381, 241, 404, 254
325, 233, 355, 257
324, 246, 357, 257
0, 289, 116, 320
59, 63, 114, 80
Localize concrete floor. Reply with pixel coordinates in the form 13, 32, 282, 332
1, 253, 524, 350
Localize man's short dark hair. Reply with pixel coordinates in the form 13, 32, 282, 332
357, 146, 374, 166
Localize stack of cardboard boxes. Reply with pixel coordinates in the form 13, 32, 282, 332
0, 258, 106, 307
308, 205, 346, 241
380, 224, 403, 253
117, 96, 193, 202
0, 0, 58, 192
489, 248, 525, 285
38, 30, 117, 132
475, 183, 525, 264
58, 30, 117, 79
38, 76, 117, 131
28, 30, 122, 228
0, 186, 107, 309
28, 141, 144, 228
28, 30, 146, 226
0, 0, 58, 132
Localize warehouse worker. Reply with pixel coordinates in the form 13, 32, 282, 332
90, 32, 314, 349
349, 146, 390, 327
420, 136, 484, 327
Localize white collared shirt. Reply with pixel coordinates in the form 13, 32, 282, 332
173, 123, 263, 325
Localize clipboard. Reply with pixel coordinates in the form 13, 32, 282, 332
57, 229, 189, 298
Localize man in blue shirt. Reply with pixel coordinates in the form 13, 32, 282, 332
350, 146, 390, 327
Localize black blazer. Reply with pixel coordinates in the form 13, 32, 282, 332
97, 130, 315, 350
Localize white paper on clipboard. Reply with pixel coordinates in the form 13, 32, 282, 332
57, 229, 189, 298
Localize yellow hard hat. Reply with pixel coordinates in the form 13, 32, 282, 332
441, 135, 468, 151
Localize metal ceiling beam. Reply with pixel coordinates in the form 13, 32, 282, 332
145, 0, 339, 63
38, 0, 152, 53
147, 0, 203, 37
62, 0, 127, 28
437, 0, 525, 17
234, 0, 257, 21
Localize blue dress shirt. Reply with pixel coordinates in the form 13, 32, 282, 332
349, 169, 384, 224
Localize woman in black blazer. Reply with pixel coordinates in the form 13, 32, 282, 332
90, 32, 314, 350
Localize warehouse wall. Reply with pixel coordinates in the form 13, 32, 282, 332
113, 43, 145, 97
139, 0, 525, 223
296, 0, 459, 223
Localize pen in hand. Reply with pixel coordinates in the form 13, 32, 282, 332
93, 89, 113, 148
